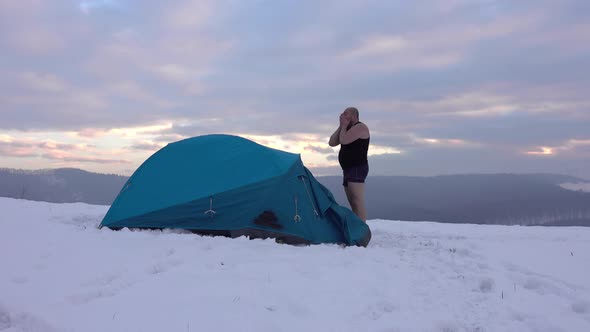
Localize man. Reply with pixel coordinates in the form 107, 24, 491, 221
328, 107, 370, 222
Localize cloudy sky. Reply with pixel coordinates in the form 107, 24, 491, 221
1, 0, 589, 178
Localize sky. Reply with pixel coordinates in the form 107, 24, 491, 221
1, 0, 589, 178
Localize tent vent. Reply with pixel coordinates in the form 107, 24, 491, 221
254, 210, 282, 229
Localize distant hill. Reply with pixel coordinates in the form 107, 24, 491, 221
0, 168, 127, 205
319, 174, 590, 226
1, 168, 589, 226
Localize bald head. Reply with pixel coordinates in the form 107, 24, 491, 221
345, 107, 359, 121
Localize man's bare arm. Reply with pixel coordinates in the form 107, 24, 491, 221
339, 123, 369, 145
328, 127, 341, 147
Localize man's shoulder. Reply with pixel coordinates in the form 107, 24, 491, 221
358, 122, 370, 133
354, 121, 368, 128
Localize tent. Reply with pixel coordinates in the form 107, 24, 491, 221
99, 134, 371, 247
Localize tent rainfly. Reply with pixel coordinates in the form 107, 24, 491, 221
100, 134, 371, 247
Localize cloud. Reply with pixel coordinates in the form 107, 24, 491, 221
0, 149, 37, 158
5, 25, 64, 55
569, 139, 590, 150
2, 0, 585, 133
0, 2, 65, 55
109, 123, 174, 137
526, 147, 554, 156
106, 81, 177, 108
152, 134, 186, 143
304, 145, 335, 154
41, 151, 129, 164
0, 136, 30, 148
0, 135, 131, 165
18, 72, 67, 92
531, 139, 590, 158
335, 34, 463, 73
1, 0, 589, 178
128, 142, 165, 151
0, 140, 37, 158
0, 1, 233, 132
37, 142, 85, 150
79, 0, 122, 15
162, 0, 216, 29
420, 112, 590, 148
76, 128, 109, 138
366, 144, 590, 178
154, 64, 194, 82
341, 35, 407, 59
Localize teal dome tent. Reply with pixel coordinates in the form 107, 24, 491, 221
100, 134, 371, 247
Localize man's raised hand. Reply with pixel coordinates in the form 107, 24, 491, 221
339, 114, 350, 128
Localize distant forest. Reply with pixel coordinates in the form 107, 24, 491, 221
1, 168, 589, 226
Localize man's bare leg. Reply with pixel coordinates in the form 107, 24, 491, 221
346, 182, 367, 222
344, 185, 354, 210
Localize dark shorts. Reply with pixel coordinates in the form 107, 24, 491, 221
342, 163, 369, 187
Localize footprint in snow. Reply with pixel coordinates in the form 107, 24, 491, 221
476, 278, 495, 293
146, 259, 183, 275
377, 328, 401, 332
32, 263, 46, 271
437, 321, 484, 332
68, 278, 135, 304
477, 263, 489, 270
0, 306, 9, 330
437, 321, 460, 332
81, 273, 120, 287
518, 275, 569, 297
364, 300, 397, 320
571, 301, 589, 314
56, 214, 101, 230
11, 276, 28, 284
0, 305, 58, 332
68, 288, 120, 305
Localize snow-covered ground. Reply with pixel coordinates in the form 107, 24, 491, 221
1, 197, 589, 332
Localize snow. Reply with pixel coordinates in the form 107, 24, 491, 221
1, 197, 589, 332
560, 182, 590, 193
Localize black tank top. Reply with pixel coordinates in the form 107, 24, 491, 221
338, 122, 370, 169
